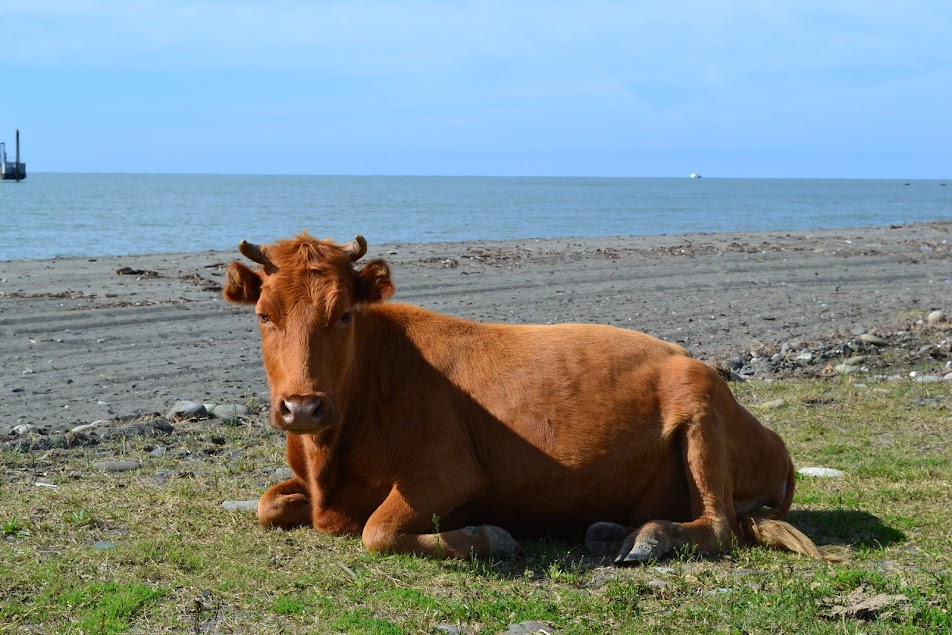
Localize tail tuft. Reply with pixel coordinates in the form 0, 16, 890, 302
741, 517, 848, 563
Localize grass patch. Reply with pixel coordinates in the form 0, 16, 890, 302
0, 377, 949, 633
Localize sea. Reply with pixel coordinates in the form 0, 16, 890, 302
1, 173, 950, 261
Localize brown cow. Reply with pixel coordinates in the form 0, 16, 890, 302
224, 232, 840, 563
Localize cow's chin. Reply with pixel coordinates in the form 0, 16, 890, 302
269, 420, 335, 436
268, 413, 338, 436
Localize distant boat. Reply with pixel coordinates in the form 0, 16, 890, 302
689, 172, 701, 179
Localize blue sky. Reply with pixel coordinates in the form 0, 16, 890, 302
1, 1, 950, 178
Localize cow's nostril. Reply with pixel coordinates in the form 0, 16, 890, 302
279, 400, 292, 416
310, 399, 323, 417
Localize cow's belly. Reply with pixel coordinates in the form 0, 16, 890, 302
447, 438, 693, 537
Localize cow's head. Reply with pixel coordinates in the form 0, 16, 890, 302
224, 233, 394, 434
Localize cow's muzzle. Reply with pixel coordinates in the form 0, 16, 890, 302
272, 393, 338, 434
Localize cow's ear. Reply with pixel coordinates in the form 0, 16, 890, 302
355, 259, 394, 304
224, 261, 262, 305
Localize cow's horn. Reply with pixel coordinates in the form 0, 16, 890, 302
342, 235, 367, 262
239, 240, 270, 265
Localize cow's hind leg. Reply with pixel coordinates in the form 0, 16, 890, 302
258, 478, 311, 529
617, 397, 740, 564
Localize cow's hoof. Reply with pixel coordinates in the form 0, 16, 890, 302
615, 537, 665, 564
614, 521, 675, 565
482, 525, 520, 558
585, 522, 628, 556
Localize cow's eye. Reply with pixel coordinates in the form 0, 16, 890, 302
258, 313, 270, 324
339, 310, 353, 326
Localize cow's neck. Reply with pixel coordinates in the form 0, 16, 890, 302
302, 432, 340, 501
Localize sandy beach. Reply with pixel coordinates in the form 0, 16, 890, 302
2, 221, 950, 436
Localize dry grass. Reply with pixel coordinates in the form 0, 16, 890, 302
1, 377, 950, 634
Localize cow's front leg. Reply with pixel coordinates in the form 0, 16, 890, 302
361, 484, 519, 559
258, 478, 310, 529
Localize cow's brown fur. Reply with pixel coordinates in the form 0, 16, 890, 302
224, 232, 841, 563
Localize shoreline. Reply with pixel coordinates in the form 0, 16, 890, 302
2, 221, 950, 435
4, 219, 952, 264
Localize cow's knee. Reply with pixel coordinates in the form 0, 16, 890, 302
362, 524, 399, 554
258, 482, 310, 529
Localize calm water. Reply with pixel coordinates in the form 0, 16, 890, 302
1, 174, 950, 260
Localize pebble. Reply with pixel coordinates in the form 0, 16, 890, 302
95, 460, 142, 472
166, 400, 208, 421
221, 500, 259, 512
851, 327, 868, 336
760, 399, 787, 409
835, 364, 861, 375
274, 467, 294, 481
504, 621, 557, 635
94, 541, 116, 551
12, 423, 38, 436
845, 356, 867, 366
647, 579, 668, 589
927, 310, 947, 325
70, 420, 105, 434
859, 333, 888, 346
795, 352, 814, 362
798, 467, 845, 478
915, 375, 941, 383
211, 403, 250, 420
149, 446, 168, 457
436, 626, 460, 635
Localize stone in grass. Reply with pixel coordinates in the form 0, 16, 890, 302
859, 333, 888, 346
94, 541, 116, 551
95, 460, 142, 472
760, 399, 787, 409
798, 467, 845, 478
504, 621, 558, 635
835, 364, 862, 375
166, 400, 207, 421
211, 403, 250, 421
222, 500, 259, 512
70, 420, 106, 435
926, 310, 946, 325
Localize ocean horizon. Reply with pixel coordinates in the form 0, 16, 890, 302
1, 173, 950, 261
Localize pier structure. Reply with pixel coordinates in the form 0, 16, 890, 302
1, 129, 26, 181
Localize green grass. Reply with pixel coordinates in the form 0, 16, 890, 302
1, 377, 949, 633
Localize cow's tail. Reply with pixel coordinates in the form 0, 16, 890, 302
738, 460, 848, 563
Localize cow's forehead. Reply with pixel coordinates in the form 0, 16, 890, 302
261, 267, 349, 317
